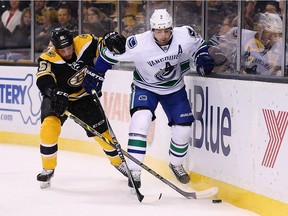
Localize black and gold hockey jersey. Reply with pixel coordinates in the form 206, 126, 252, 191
36, 34, 103, 101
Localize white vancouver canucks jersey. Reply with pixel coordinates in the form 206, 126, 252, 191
241, 29, 283, 76
218, 27, 283, 76
100, 26, 206, 95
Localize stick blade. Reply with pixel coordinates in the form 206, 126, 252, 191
195, 187, 219, 199
141, 193, 162, 203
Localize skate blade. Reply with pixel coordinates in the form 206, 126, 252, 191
40, 181, 51, 189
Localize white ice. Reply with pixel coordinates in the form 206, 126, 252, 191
0, 144, 258, 216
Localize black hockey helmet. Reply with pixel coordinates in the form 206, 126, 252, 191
50, 26, 73, 49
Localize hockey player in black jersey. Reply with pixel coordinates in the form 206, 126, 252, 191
36, 26, 126, 188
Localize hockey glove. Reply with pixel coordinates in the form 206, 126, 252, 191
195, 47, 215, 76
208, 46, 227, 66
83, 67, 105, 96
103, 31, 126, 54
46, 87, 69, 116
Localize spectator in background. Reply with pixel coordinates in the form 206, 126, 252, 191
57, 4, 78, 36
34, 0, 47, 32
255, 1, 281, 15
85, 7, 114, 37
209, 13, 237, 46
10, 7, 31, 48
121, 14, 145, 37
56, 1, 78, 18
245, 0, 257, 18
230, 0, 256, 30
253, 1, 282, 22
93, 6, 115, 33
1, 0, 22, 33
241, 12, 283, 76
210, 12, 284, 76
0, 20, 11, 51
6, 7, 31, 61
35, 7, 58, 53
208, 13, 238, 73
81, 1, 95, 24
245, 0, 257, 27
84, 6, 106, 36
264, 2, 281, 14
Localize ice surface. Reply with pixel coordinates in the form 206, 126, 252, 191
0, 144, 258, 216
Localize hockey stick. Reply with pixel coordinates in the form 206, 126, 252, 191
64, 107, 218, 200
65, 90, 161, 203
64, 110, 161, 203
91, 90, 162, 203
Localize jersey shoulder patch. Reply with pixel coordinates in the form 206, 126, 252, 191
74, 34, 96, 56
74, 34, 94, 48
75, 33, 93, 41
39, 47, 63, 63
185, 26, 199, 38
127, 36, 137, 49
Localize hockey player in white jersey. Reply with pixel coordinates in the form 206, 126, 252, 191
89, 9, 214, 188
210, 12, 283, 76
241, 12, 283, 76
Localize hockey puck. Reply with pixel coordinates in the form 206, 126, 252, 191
212, 199, 222, 203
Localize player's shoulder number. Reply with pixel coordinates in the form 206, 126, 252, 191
38, 60, 51, 72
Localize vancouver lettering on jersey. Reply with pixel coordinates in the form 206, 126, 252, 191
147, 45, 183, 66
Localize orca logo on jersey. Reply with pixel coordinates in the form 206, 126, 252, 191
138, 95, 147, 101
155, 62, 176, 81
127, 36, 137, 49
187, 27, 198, 38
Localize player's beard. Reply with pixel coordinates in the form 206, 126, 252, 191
155, 34, 173, 46
64, 52, 77, 63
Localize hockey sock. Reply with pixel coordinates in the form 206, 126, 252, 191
93, 130, 122, 166
169, 125, 191, 165
40, 116, 61, 170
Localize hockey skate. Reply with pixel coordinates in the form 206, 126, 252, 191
169, 163, 190, 184
37, 169, 54, 189
114, 162, 128, 177
128, 171, 141, 188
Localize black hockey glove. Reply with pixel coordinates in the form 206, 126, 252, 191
103, 31, 126, 54
83, 67, 104, 96
46, 87, 69, 116
195, 47, 215, 76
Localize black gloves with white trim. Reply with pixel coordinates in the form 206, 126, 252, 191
103, 31, 126, 54
46, 87, 69, 116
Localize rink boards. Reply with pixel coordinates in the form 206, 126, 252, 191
0, 66, 287, 216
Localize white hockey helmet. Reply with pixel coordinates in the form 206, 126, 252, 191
256, 12, 282, 34
150, 9, 173, 30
